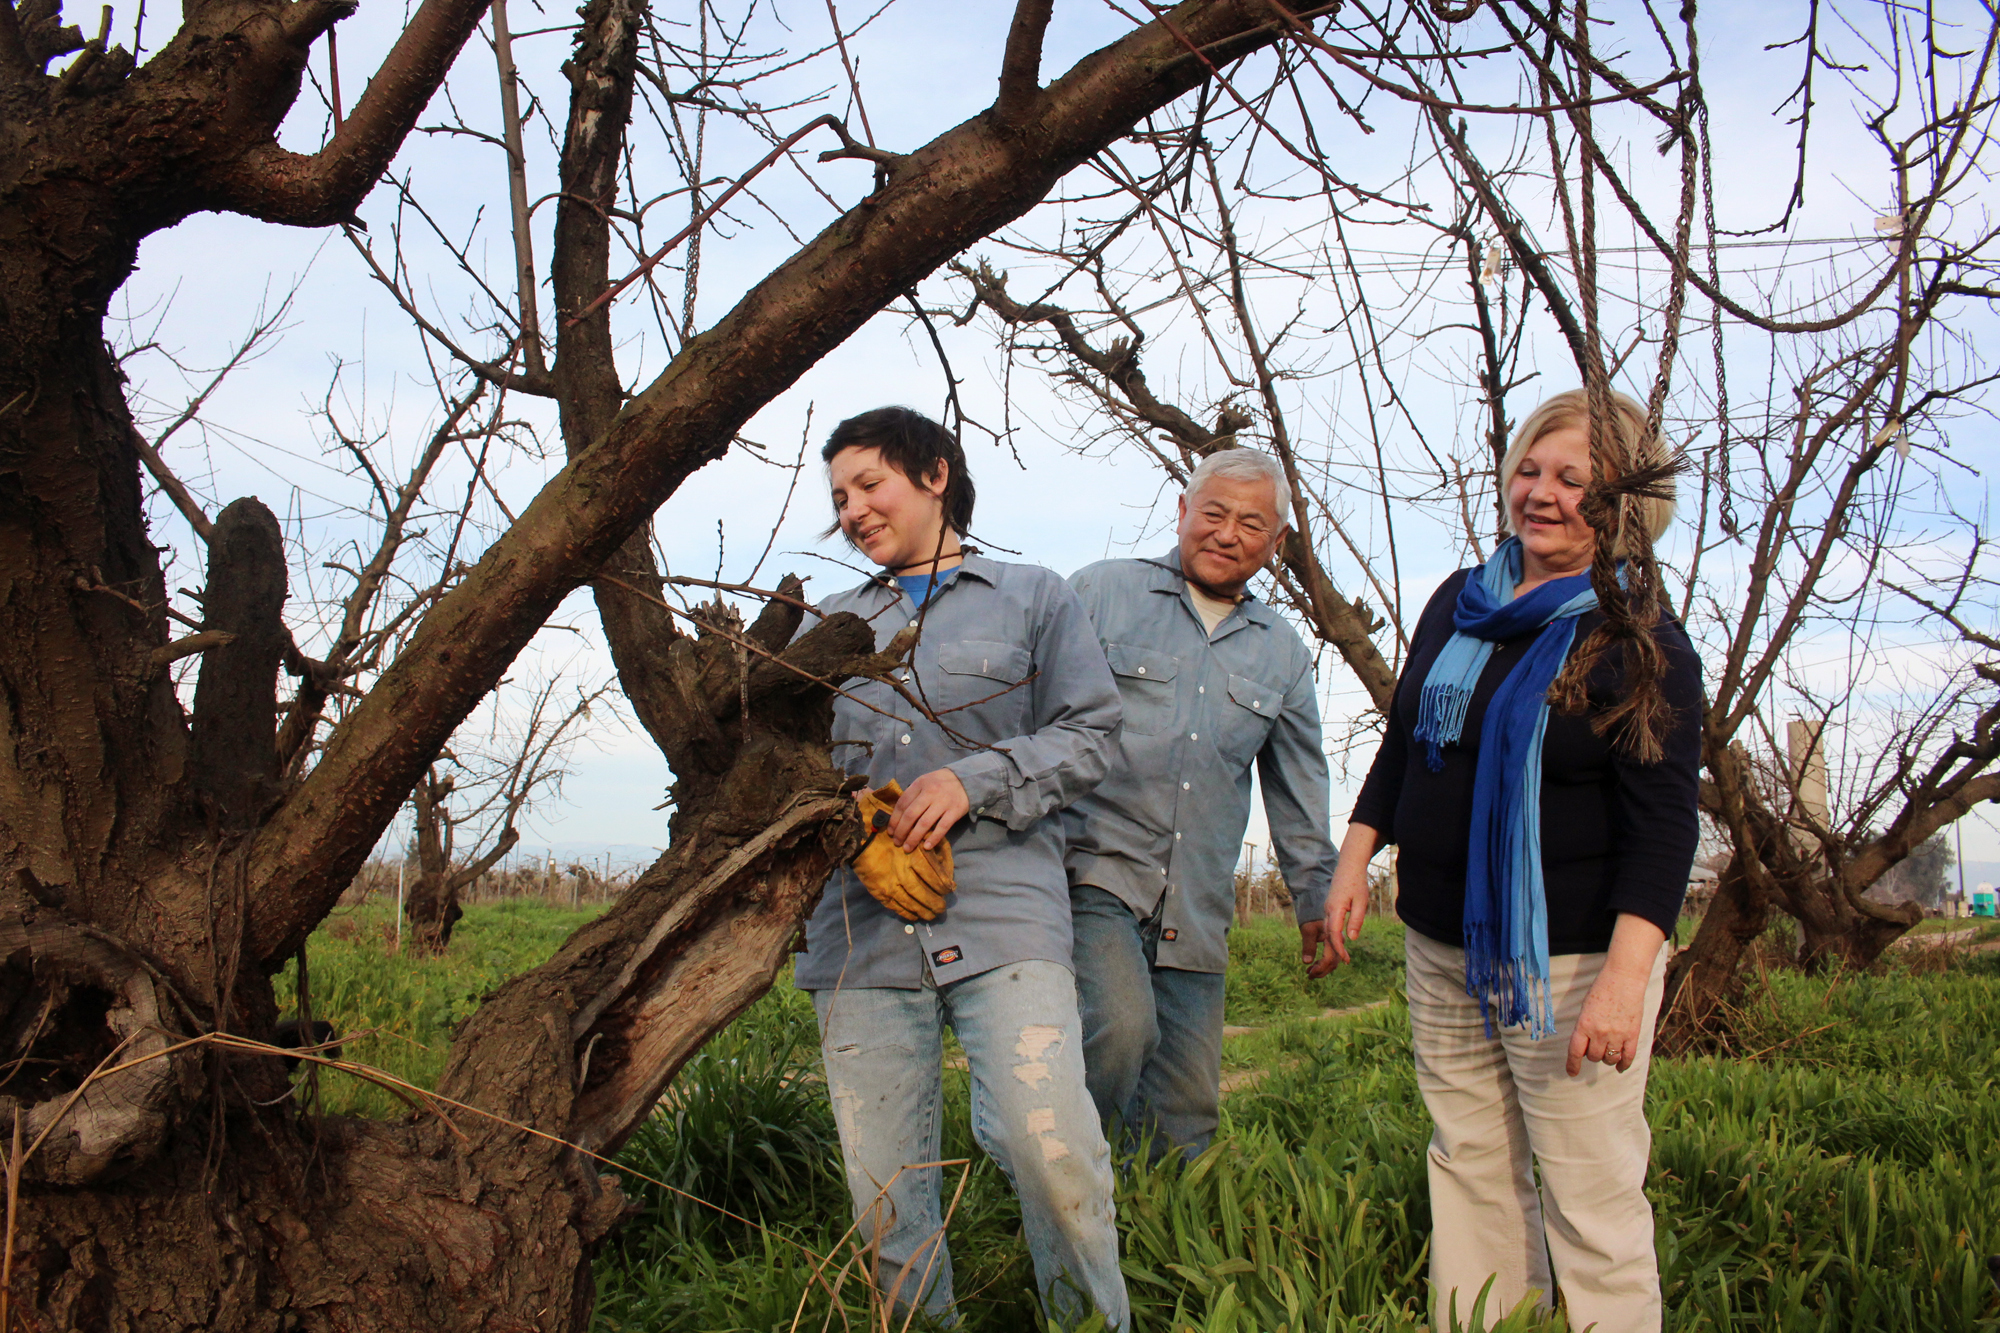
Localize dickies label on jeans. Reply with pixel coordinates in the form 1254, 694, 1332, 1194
932, 946, 964, 966
1162, 928, 1178, 942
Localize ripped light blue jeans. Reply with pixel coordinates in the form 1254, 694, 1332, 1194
811, 960, 1129, 1330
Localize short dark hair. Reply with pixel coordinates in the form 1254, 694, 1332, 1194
821, 406, 976, 536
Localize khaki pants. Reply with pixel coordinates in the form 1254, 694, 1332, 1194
1405, 928, 1667, 1333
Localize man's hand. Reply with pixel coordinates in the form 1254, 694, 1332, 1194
1300, 919, 1331, 976
888, 768, 970, 851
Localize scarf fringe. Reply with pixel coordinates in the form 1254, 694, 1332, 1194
1462, 923, 1558, 1039
1413, 681, 1474, 773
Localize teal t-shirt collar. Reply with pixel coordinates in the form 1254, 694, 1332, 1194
896, 567, 959, 608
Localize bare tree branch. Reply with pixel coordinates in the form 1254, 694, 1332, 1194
994, 0, 1055, 128
210, 0, 495, 225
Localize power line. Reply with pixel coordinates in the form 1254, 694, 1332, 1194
1332, 234, 1883, 259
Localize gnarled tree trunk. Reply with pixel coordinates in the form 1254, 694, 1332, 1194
9, 593, 886, 1328
1660, 744, 1934, 1051
402, 768, 523, 953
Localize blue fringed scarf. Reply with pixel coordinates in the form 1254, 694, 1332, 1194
1412, 539, 1601, 1038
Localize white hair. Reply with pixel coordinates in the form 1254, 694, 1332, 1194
1186, 448, 1293, 531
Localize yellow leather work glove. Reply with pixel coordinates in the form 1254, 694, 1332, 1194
851, 781, 955, 922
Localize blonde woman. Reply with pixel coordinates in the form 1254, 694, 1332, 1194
1322, 390, 1701, 1331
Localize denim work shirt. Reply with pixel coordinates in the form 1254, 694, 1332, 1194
1063, 550, 1336, 974
795, 553, 1122, 991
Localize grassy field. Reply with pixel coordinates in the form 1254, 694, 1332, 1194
275, 898, 606, 1117
1906, 916, 2000, 940
282, 902, 2000, 1331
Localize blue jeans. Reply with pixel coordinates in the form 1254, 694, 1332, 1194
811, 960, 1129, 1330
1071, 884, 1228, 1157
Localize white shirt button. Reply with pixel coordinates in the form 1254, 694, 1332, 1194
1190, 732, 1198, 740
899, 734, 912, 745
1198, 685, 1205, 694
1253, 700, 1261, 708
1182, 781, 1190, 790
908, 620, 919, 629
1175, 831, 1183, 840
1136, 666, 1146, 675
903, 924, 915, 934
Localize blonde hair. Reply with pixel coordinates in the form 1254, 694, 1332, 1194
1498, 389, 1676, 548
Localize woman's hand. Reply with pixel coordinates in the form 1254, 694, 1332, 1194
889, 768, 969, 851
1565, 914, 1667, 1076
1307, 823, 1382, 978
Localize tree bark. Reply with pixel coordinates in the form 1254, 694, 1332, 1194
190, 499, 289, 833
1659, 747, 1933, 1052
7, 598, 893, 1328
1792, 880, 1922, 972
403, 770, 465, 953
1661, 842, 1924, 1056
1656, 855, 1771, 1052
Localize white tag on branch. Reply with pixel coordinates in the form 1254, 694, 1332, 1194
1479, 240, 1503, 286
1872, 418, 1909, 459
1873, 213, 1906, 236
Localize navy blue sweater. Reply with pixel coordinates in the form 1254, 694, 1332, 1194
1353, 569, 1704, 954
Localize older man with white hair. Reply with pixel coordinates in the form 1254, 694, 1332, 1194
1064, 448, 1339, 1156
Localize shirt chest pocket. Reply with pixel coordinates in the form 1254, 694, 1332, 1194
1215, 673, 1280, 767
1104, 643, 1177, 737
928, 639, 1035, 739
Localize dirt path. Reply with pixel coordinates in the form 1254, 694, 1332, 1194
1897, 923, 2000, 954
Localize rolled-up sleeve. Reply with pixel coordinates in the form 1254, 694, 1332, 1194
1259, 655, 1337, 923
948, 576, 1121, 832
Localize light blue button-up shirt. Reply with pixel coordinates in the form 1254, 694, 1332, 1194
795, 553, 1122, 991
1063, 550, 1336, 974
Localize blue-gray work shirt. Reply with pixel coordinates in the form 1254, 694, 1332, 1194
1063, 550, 1336, 974
794, 553, 1122, 991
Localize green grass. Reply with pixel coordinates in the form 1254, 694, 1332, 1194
1905, 917, 2000, 943
1221, 912, 1406, 1025
276, 897, 603, 1116
280, 901, 2000, 1332
1219, 914, 1406, 1075
594, 951, 2000, 1332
